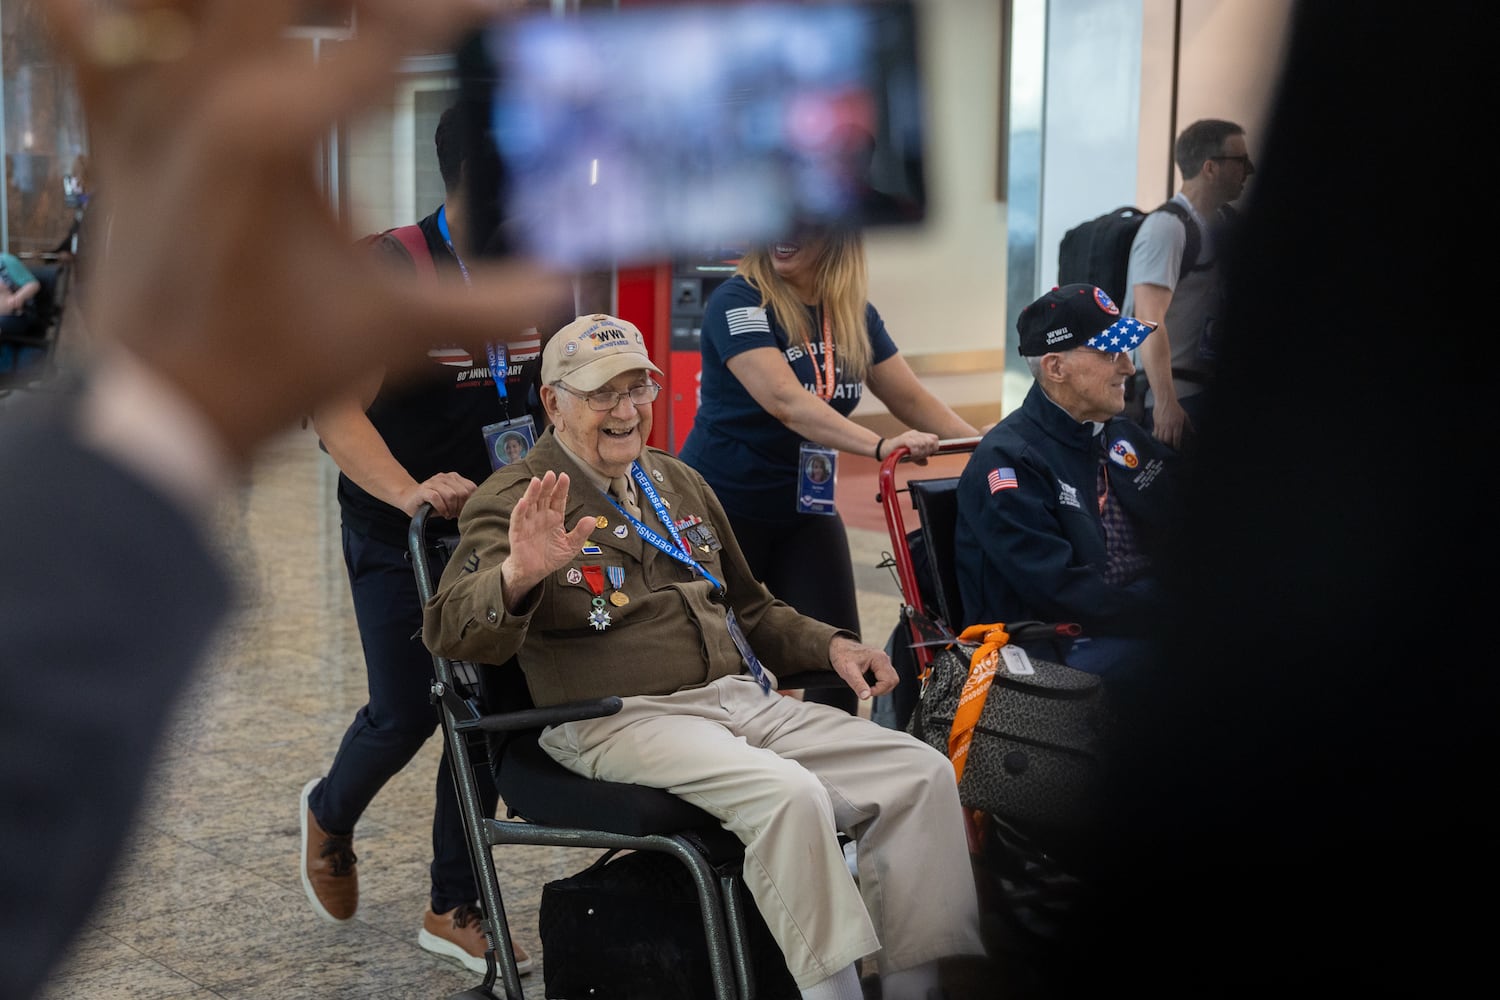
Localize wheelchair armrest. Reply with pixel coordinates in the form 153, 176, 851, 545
472, 695, 624, 733
777, 669, 867, 691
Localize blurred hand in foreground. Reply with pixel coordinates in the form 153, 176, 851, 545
44, 0, 567, 464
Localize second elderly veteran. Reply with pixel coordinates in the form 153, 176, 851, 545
955, 284, 1180, 682
423, 314, 985, 1000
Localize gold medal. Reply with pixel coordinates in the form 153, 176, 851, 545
609, 591, 630, 607
595, 515, 609, 529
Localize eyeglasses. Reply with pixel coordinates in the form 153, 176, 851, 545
554, 380, 661, 411
1076, 347, 1130, 364
1209, 153, 1254, 170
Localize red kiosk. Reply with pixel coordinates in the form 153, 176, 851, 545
616, 253, 741, 455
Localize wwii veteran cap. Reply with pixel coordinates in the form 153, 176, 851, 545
542, 313, 664, 391
1015, 284, 1156, 357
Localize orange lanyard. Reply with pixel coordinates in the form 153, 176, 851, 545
799, 307, 838, 401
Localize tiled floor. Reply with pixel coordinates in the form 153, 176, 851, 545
35, 425, 921, 1000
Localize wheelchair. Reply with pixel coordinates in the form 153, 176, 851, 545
409, 502, 848, 1000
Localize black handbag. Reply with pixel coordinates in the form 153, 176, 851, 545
905, 627, 1110, 841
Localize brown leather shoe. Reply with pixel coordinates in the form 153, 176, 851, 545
418, 902, 534, 976
300, 778, 358, 922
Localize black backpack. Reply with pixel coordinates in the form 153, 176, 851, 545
1056, 200, 1204, 304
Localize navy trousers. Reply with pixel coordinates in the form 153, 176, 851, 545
308, 525, 498, 912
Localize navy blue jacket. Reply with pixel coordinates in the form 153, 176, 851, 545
954, 381, 1180, 658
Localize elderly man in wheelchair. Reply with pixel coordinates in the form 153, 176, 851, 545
423, 314, 985, 1000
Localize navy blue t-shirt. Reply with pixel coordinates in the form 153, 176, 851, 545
679, 275, 898, 521
335, 210, 546, 547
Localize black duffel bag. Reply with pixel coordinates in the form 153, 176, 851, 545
539, 847, 799, 1000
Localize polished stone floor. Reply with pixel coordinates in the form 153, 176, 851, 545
36, 425, 920, 1000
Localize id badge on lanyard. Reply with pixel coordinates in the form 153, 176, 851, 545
797, 441, 837, 516
479, 340, 537, 470
794, 308, 838, 515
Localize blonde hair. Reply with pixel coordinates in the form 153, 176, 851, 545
735, 228, 874, 380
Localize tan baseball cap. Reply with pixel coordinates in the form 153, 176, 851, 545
541, 314, 663, 391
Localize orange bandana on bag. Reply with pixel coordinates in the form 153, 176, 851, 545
945, 622, 1012, 783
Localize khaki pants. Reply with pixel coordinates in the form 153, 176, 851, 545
539, 673, 985, 989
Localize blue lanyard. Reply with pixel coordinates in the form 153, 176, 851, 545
438, 206, 508, 403
484, 342, 509, 402
603, 463, 768, 693
434, 205, 471, 283
602, 462, 725, 592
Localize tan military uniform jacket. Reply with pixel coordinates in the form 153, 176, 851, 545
422, 429, 841, 707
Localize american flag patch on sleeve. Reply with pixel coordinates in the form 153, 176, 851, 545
726, 307, 771, 337
988, 467, 1018, 493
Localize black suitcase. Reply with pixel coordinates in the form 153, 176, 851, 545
539, 847, 800, 1000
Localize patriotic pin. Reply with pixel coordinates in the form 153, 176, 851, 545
594, 515, 609, 529
566, 567, 582, 585
613, 524, 629, 539
1108, 439, 1140, 469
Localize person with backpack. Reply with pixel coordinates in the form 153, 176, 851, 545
1123, 118, 1252, 452
302, 105, 556, 975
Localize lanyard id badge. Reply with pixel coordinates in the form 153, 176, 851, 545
796, 442, 837, 516
482, 415, 537, 470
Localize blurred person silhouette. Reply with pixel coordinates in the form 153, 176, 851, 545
0, 251, 48, 381
0, 251, 43, 331
303, 102, 548, 976
1122, 118, 1251, 452
0, 2, 566, 998
1047, 3, 1487, 997
679, 226, 978, 714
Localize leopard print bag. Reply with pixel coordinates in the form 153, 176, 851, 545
906, 640, 1111, 839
